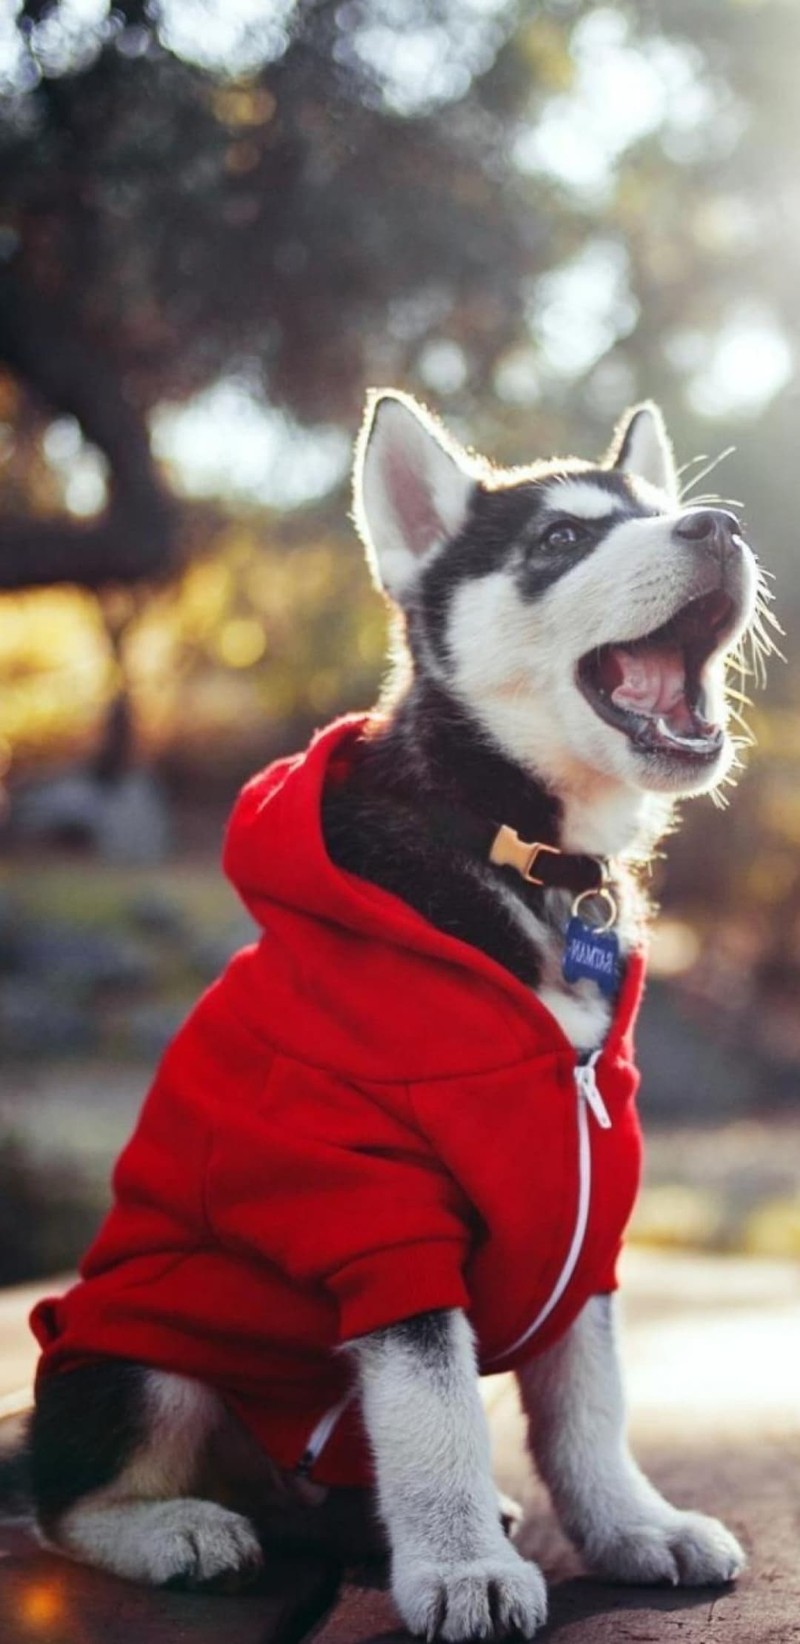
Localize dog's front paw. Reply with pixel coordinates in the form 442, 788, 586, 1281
393, 1545, 547, 1640
586, 1509, 745, 1588
153, 1500, 264, 1590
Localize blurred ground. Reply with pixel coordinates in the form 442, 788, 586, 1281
2, 1248, 799, 1642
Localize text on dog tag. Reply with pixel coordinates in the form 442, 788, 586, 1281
562, 918, 620, 996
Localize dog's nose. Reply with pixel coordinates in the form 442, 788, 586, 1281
674, 508, 743, 562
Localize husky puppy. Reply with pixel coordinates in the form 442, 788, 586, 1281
24, 394, 761, 1639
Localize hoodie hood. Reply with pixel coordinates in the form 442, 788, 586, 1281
222, 715, 645, 1084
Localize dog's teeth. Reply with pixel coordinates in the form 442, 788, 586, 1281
655, 716, 712, 751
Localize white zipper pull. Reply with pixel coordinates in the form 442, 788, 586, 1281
295, 1395, 351, 1478
575, 1054, 612, 1129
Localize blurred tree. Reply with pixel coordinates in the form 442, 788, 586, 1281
2, 1, 800, 589
0, 0, 542, 589
2, 2, 799, 570
0, 0, 798, 916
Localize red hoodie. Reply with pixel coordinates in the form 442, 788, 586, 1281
31, 716, 645, 1488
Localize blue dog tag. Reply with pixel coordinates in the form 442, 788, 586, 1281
563, 916, 620, 996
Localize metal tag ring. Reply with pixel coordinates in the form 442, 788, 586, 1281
571, 886, 618, 934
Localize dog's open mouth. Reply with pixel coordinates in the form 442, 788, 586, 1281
577, 589, 737, 761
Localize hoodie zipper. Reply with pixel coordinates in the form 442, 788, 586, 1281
487, 1050, 611, 1366
297, 1055, 613, 1471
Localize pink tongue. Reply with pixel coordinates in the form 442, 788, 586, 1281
610, 646, 686, 717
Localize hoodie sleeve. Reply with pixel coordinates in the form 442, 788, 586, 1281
205, 1055, 472, 1343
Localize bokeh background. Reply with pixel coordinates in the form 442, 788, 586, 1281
1, 0, 800, 1284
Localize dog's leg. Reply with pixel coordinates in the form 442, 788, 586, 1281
517, 1294, 744, 1586
31, 1362, 263, 1588
348, 1309, 547, 1641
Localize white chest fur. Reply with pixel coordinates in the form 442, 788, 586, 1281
487, 873, 639, 1054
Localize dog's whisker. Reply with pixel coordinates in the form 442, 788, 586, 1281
751, 614, 785, 667
676, 452, 711, 477
678, 446, 736, 500
759, 604, 785, 636
726, 706, 754, 737
683, 493, 744, 512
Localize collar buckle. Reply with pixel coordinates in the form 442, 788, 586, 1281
488, 823, 608, 896
488, 826, 561, 886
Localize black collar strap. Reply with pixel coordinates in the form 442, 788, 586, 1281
488, 825, 609, 896
418, 802, 610, 896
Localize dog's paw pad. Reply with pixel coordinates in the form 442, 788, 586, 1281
588, 1510, 745, 1588
152, 1501, 263, 1589
394, 1548, 547, 1640
664, 1512, 745, 1586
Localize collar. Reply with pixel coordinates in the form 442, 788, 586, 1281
417, 799, 611, 897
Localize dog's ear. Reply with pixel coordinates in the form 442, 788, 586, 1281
354, 390, 475, 599
606, 402, 678, 503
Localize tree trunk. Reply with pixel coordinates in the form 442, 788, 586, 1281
0, 268, 175, 590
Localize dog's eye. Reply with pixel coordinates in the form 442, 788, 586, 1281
542, 519, 588, 550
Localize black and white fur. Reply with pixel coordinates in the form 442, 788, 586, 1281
23, 393, 761, 1636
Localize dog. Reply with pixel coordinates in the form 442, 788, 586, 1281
19, 392, 763, 1639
